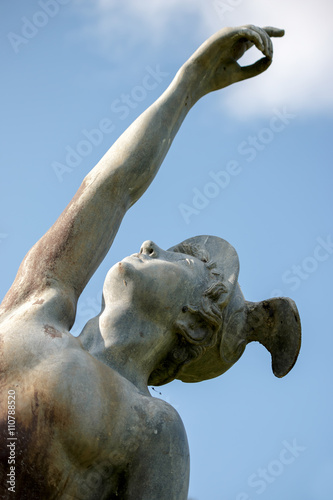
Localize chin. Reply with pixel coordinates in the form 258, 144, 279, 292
104, 260, 135, 287
117, 259, 134, 270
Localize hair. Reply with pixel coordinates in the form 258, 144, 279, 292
148, 242, 228, 386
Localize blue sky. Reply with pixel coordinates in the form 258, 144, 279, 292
1, 1, 332, 499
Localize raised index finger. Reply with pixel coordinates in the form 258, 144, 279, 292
263, 26, 285, 38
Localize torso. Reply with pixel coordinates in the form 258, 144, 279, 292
0, 306, 179, 499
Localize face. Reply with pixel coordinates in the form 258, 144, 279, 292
103, 240, 209, 326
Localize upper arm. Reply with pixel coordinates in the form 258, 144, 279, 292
0, 172, 131, 327
126, 403, 190, 500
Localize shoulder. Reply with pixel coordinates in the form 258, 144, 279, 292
137, 395, 189, 461
0, 309, 86, 385
126, 396, 190, 499
0, 283, 76, 333
149, 397, 187, 435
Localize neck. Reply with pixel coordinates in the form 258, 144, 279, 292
79, 306, 175, 394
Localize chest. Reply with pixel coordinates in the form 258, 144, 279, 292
14, 353, 154, 467
1, 333, 156, 498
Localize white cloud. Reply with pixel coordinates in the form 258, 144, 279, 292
73, 0, 333, 117
209, 0, 333, 118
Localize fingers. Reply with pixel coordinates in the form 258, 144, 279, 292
238, 56, 272, 81
235, 24, 285, 82
263, 26, 285, 38
240, 25, 273, 59
236, 25, 284, 60
236, 26, 266, 55
251, 26, 273, 59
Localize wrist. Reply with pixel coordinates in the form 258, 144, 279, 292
174, 61, 205, 106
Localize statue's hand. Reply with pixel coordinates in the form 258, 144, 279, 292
185, 25, 284, 101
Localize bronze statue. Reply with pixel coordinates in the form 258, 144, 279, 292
0, 25, 301, 499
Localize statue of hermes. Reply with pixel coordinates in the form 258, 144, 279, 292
0, 25, 301, 500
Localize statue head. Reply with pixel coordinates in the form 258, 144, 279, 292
148, 235, 301, 386
84, 235, 301, 387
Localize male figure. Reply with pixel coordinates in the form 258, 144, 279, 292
0, 25, 300, 499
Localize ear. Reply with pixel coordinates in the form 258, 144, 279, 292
175, 308, 215, 345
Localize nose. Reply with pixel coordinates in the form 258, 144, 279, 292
140, 240, 160, 258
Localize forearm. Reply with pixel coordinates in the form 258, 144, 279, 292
86, 24, 282, 203
86, 63, 196, 206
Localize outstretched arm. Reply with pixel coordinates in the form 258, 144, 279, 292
0, 26, 284, 328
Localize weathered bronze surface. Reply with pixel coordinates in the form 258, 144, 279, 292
0, 25, 300, 499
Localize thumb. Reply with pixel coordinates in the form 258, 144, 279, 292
238, 56, 272, 81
